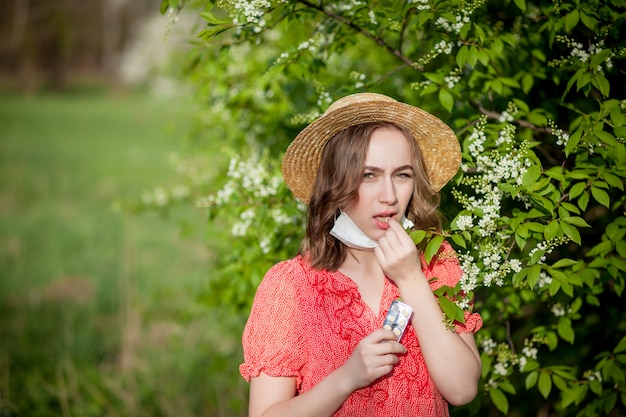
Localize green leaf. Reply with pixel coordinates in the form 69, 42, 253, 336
468, 45, 479, 67
200, 11, 230, 25
557, 317, 575, 343
603, 173, 624, 190
527, 264, 542, 288
424, 235, 445, 263
438, 89, 454, 113
565, 10, 580, 31
526, 371, 539, 389
590, 49, 613, 70
552, 258, 577, 268
580, 11, 597, 30
611, 107, 625, 127
559, 220, 581, 245
418, 11, 433, 26
522, 164, 542, 186
553, 374, 568, 391
591, 186, 610, 208
409, 230, 427, 245
538, 372, 552, 398
591, 73, 610, 97
544, 220, 560, 241
499, 381, 516, 394
565, 130, 582, 156
450, 234, 467, 248
489, 388, 509, 414
514, 0, 526, 11
596, 130, 618, 147
456, 45, 469, 68
562, 216, 590, 228
562, 385, 588, 408
614, 335, 626, 354
578, 192, 590, 211
438, 295, 465, 324
568, 182, 587, 200
521, 73, 534, 93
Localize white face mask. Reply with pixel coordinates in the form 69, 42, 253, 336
329, 212, 414, 250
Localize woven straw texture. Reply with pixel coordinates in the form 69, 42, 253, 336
282, 93, 461, 203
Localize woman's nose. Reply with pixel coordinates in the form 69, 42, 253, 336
379, 177, 398, 204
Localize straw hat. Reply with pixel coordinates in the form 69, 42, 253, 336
282, 93, 461, 203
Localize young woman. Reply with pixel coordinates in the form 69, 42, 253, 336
240, 93, 482, 417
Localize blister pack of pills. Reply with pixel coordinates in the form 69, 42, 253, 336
382, 299, 413, 341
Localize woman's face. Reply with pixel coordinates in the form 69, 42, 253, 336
343, 126, 415, 241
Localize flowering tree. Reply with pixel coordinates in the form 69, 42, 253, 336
154, 0, 626, 414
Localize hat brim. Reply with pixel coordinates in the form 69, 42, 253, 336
282, 98, 461, 203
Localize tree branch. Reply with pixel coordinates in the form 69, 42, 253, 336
476, 103, 554, 135
297, 0, 416, 68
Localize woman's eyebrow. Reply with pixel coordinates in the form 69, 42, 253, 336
363, 164, 414, 172
394, 164, 414, 172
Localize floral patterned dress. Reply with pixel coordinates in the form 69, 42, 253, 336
240, 241, 482, 417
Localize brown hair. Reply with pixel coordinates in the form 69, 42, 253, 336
300, 122, 441, 271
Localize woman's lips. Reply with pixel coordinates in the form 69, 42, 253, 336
374, 216, 392, 230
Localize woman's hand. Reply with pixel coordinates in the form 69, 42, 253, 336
374, 218, 422, 285
338, 328, 407, 392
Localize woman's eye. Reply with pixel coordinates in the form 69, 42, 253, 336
364, 172, 375, 179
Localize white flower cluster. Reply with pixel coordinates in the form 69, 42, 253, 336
444, 67, 462, 88
584, 370, 603, 382
493, 362, 509, 376
142, 184, 191, 208
536, 271, 553, 288
550, 302, 569, 317
408, 0, 430, 11
317, 90, 333, 108
465, 113, 531, 189
232, 207, 256, 236
455, 214, 474, 230
204, 153, 306, 254
552, 35, 614, 72
459, 253, 480, 293
435, 14, 470, 34
480, 334, 546, 386
497, 101, 518, 123
211, 156, 283, 207
411, 40, 455, 69
528, 238, 566, 265
548, 120, 570, 147
272, 34, 323, 69
518, 339, 539, 370
368, 9, 378, 25
481, 337, 498, 355
434, 40, 454, 55
331, 0, 366, 13
230, 0, 271, 25
350, 71, 367, 89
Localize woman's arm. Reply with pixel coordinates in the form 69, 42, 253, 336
395, 277, 481, 405
375, 219, 482, 405
248, 328, 407, 417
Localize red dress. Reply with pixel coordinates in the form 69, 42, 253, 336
240, 241, 482, 416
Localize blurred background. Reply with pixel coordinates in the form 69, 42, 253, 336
0, 1, 246, 416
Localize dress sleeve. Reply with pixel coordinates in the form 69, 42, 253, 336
239, 259, 307, 386
423, 241, 483, 335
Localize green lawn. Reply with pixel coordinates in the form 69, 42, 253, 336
0, 92, 247, 416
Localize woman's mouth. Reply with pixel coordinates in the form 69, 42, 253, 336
374, 215, 394, 230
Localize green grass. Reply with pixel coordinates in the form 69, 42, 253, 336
0, 92, 247, 416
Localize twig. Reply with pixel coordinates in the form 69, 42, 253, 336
297, 0, 416, 67
476, 103, 554, 134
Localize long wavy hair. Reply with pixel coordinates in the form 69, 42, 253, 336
300, 121, 442, 271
